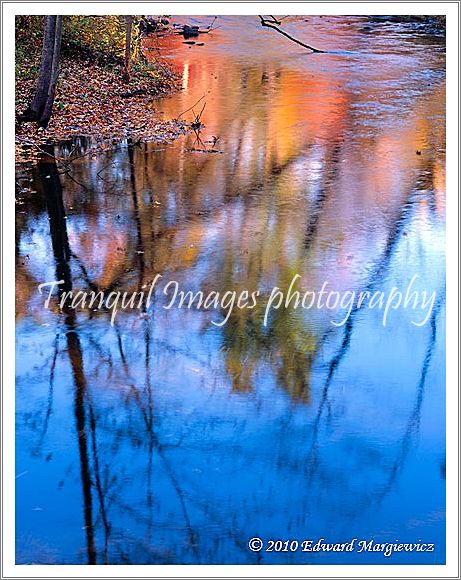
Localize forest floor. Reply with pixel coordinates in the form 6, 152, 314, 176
15, 47, 186, 164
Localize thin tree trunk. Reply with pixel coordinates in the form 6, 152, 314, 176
39, 15, 63, 127
28, 16, 57, 120
123, 16, 133, 83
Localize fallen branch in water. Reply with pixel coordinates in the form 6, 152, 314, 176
178, 94, 206, 119
268, 15, 282, 25
191, 101, 206, 131
258, 16, 324, 53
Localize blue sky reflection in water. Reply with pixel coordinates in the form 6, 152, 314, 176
15, 16, 445, 564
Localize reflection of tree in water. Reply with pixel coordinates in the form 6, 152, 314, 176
38, 156, 96, 563
15, 143, 445, 563
293, 162, 445, 516
207, 152, 445, 522
376, 290, 445, 502
219, 292, 317, 401
30, 152, 208, 564
15, 69, 445, 564
215, 128, 348, 401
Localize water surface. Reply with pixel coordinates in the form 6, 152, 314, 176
16, 16, 446, 564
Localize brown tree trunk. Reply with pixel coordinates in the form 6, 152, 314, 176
39, 15, 63, 127
27, 16, 57, 120
123, 16, 133, 82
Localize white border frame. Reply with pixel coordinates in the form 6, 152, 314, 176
2, 2, 459, 578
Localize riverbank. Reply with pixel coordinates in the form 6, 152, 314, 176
15, 24, 186, 164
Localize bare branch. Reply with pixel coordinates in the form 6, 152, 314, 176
178, 94, 206, 119
258, 16, 324, 53
268, 15, 282, 25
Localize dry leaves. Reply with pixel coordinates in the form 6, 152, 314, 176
16, 56, 187, 164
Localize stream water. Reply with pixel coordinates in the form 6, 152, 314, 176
15, 16, 446, 564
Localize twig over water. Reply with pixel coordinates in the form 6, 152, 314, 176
258, 16, 324, 53
178, 94, 206, 119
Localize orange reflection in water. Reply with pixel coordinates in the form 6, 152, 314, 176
16, 16, 445, 398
